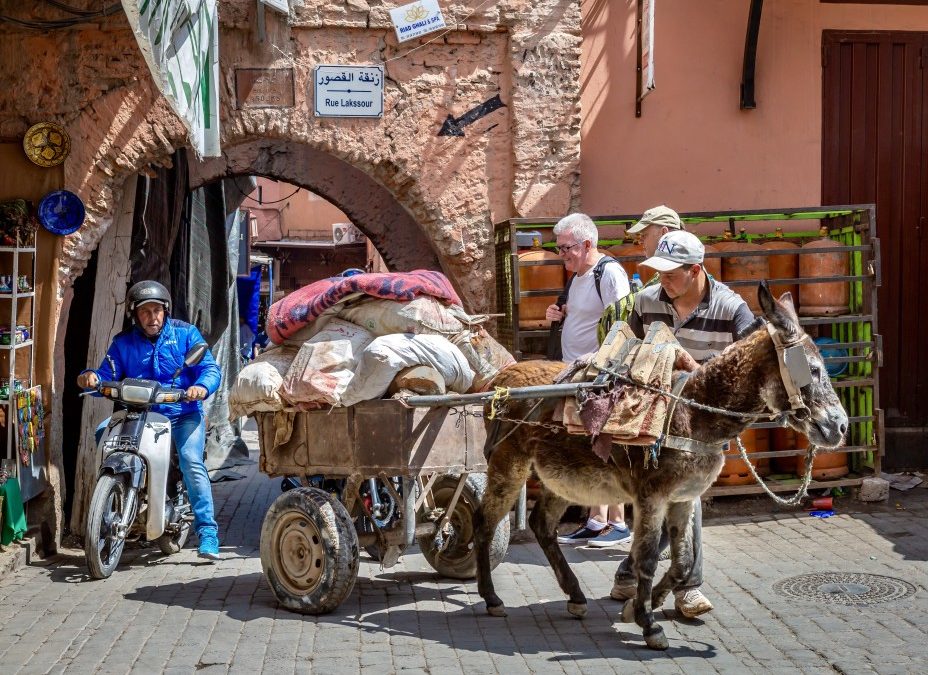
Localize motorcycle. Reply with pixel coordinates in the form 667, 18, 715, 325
82, 343, 209, 579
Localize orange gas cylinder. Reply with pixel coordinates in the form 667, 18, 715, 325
608, 241, 646, 280
714, 428, 771, 486
798, 226, 849, 316
761, 227, 800, 302
518, 243, 565, 328
715, 230, 770, 314
771, 427, 848, 479
701, 242, 723, 280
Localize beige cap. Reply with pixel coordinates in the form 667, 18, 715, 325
626, 205, 683, 234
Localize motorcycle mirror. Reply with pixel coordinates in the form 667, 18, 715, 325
184, 342, 210, 368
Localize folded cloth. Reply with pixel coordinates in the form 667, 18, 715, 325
267, 271, 462, 344
0, 476, 27, 545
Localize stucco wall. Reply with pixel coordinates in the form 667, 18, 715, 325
580, 0, 928, 220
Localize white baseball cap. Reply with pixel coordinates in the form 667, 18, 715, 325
641, 230, 705, 272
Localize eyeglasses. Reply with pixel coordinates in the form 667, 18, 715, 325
556, 242, 582, 255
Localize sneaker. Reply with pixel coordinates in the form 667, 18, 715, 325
588, 524, 632, 548
197, 530, 221, 561
557, 524, 607, 545
674, 588, 713, 618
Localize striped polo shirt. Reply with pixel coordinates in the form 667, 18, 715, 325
628, 276, 757, 363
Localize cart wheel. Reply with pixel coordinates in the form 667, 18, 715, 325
260, 487, 359, 614
417, 473, 510, 580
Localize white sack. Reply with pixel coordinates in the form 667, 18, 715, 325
229, 345, 298, 417
338, 296, 464, 336
450, 327, 517, 392
280, 318, 374, 405
339, 333, 474, 407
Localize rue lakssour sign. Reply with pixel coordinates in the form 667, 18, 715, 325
314, 65, 384, 118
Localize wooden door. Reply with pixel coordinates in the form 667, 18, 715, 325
822, 31, 928, 467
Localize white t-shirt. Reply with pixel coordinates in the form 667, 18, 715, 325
561, 260, 630, 362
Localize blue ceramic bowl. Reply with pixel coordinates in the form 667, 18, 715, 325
38, 190, 85, 236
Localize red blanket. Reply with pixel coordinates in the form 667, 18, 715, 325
267, 270, 462, 344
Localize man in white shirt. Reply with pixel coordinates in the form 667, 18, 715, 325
544, 213, 633, 547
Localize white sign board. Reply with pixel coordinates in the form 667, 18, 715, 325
121, 0, 220, 158
314, 65, 384, 118
389, 0, 447, 43
639, 0, 656, 100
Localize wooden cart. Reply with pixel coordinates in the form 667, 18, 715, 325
253, 399, 510, 614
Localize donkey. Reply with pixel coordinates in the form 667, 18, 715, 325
473, 284, 848, 650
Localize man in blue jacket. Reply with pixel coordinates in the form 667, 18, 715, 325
77, 280, 223, 560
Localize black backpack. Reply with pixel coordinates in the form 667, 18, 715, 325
547, 256, 619, 359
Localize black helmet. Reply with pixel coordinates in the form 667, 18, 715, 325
126, 280, 171, 315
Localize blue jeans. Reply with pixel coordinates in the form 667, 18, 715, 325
615, 498, 703, 590
95, 411, 218, 536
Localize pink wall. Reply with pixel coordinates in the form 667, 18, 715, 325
580, 0, 928, 231
247, 177, 352, 241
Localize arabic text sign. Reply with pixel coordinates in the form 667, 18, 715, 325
389, 0, 447, 43
314, 65, 384, 118
122, 0, 220, 158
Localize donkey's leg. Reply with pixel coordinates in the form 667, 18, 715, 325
528, 490, 587, 618
475, 447, 532, 618
620, 500, 670, 650
651, 499, 695, 609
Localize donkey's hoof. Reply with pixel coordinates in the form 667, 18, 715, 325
620, 599, 636, 623
486, 603, 508, 618
644, 628, 669, 651
567, 601, 587, 618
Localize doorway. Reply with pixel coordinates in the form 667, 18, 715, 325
822, 30, 928, 468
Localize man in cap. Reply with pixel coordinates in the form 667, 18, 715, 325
77, 280, 223, 560
610, 230, 756, 618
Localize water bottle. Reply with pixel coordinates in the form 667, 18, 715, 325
630, 272, 643, 293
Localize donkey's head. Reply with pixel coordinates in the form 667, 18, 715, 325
757, 282, 848, 449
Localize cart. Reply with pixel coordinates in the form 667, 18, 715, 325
253, 398, 512, 614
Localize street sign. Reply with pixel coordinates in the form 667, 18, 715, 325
389, 0, 447, 43
314, 65, 384, 118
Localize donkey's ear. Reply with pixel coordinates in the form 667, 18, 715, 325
777, 291, 801, 325
758, 281, 800, 337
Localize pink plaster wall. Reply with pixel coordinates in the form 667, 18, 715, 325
246, 178, 351, 241
580, 0, 928, 226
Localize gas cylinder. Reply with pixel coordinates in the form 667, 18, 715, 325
714, 428, 771, 486
715, 230, 770, 314
761, 227, 800, 303
701, 241, 723, 280
798, 226, 849, 316
608, 240, 648, 280
771, 427, 848, 479
517, 237, 565, 328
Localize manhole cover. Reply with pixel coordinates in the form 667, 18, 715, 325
773, 572, 916, 606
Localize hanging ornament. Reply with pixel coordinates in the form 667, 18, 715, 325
22, 121, 71, 167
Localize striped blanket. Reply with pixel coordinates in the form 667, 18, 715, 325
267, 270, 462, 345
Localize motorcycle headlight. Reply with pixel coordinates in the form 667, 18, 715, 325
121, 384, 154, 404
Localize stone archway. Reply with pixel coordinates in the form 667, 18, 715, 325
190, 139, 441, 274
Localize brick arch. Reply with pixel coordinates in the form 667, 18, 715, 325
190, 139, 441, 273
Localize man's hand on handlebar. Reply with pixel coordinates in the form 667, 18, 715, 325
185, 385, 208, 401
78, 371, 99, 389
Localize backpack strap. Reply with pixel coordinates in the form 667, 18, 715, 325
559, 255, 620, 310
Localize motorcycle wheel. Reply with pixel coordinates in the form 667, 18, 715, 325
155, 518, 191, 555
85, 473, 133, 579
417, 473, 510, 580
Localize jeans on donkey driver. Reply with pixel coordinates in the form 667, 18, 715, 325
615, 498, 703, 590
94, 411, 218, 535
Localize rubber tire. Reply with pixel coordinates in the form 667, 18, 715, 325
417, 473, 510, 580
155, 518, 191, 555
260, 487, 359, 614
85, 473, 132, 580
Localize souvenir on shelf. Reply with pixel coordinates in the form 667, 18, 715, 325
14, 386, 44, 467
0, 199, 38, 247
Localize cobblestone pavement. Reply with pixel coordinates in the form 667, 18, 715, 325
1, 436, 926, 674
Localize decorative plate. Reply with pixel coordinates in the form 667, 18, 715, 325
37, 190, 85, 236
23, 122, 71, 167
